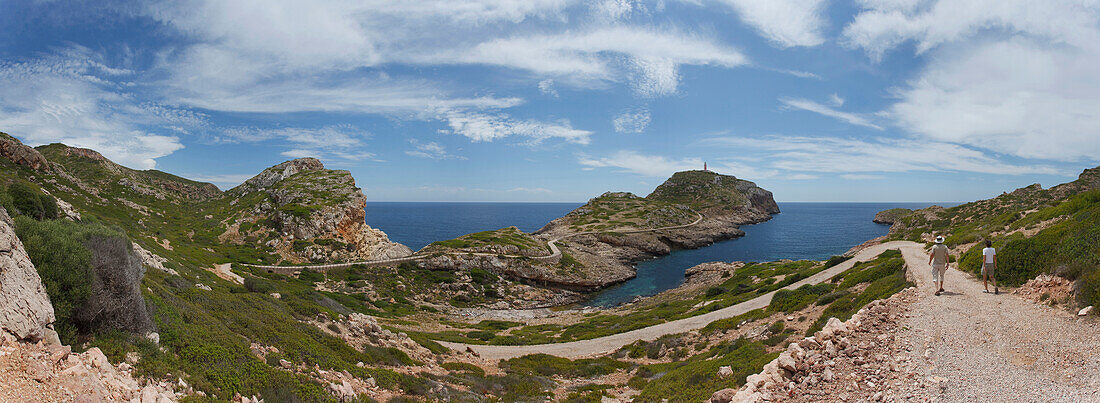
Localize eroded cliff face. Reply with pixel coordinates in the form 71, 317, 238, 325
224, 158, 412, 263
0, 133, 48, 172
0, 207, 56, 342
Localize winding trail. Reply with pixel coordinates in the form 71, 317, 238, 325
438, 240, 919, 361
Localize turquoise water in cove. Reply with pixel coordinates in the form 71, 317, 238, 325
365, 202, 935, 306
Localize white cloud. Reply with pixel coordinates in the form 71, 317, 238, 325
0, 48, 185, 169
780, 98, 883, 130
538, 79, 559, 97
845, 0, 1100, 161
440, 110, 592, 144
417, 26, 748, 96
843, 0, 1100, 60
699, 135, 1066, 176
612, 108, 651, 134
840, 174, 885, 180
577, 150, 777, 179
221, 125, 377, 162
406, 139, 467, 160
181, 173, 255, 189
828, 93, 844, 107
507, 187, 552, 193
711, 0, 829, 47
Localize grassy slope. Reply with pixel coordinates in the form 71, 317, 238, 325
646, 170, 750, 211
4, 143, 438, 401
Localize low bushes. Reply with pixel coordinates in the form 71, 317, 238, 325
14, 216, 151, 343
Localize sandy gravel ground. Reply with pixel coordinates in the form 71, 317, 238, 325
894, 245, 1100, 402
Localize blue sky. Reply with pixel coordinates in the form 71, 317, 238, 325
1, 0, 1098, 202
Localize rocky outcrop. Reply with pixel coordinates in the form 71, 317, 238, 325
0, 207, 57, 343
228, 158, 326, 196
0, 133, 49, 171
0, 341, 184, 402
711, 287, 917, 403
872, 208, 912, 225
226, 158, 411, 263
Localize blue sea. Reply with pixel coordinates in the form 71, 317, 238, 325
366, 202, 935, 306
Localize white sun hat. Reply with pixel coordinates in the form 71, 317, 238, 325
935, 236, 945, 244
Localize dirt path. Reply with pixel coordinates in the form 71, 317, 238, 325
893, 244, 1100, 401
439, 241, 917, 361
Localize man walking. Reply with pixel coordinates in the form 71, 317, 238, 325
928, 236, 950, 296
982, 240, 999, 294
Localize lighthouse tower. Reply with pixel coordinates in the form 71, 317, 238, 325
703, 162, 708, 172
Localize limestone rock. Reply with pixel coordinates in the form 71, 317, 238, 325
132, 242, 177, 276
0, 207, 57, 342
709, 388, 737, 403
225, 158, 412, 263
717, 366, 734, 378
0, 133, 49, 171
1079, 306, 1094, 316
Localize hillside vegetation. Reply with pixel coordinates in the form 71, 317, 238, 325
880, 166, 1100, 309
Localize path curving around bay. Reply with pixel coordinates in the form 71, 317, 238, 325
437, 241, 920, 361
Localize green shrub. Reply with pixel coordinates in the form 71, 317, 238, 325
823, 255, 851, 269
1076, 269, 1100, 310
6, 182, 58, 220
14, 216, 137, 343
636, 338, 774, 402
243, 277, 275, 293
298, 269, 324, 283
769, 283, 832, 313
500, 354, 630, 378
442, 362, 486, 377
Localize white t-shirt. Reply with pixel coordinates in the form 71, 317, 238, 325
982, 247, 996, 264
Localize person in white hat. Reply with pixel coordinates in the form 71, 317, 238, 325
927, 235, 951, 296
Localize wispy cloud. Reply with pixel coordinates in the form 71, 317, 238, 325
440, 110, 591, 144
0, 46, 186, 169
698, 135, 1067, 176
577, 150, 778, 179
709, 0, 829, 47
612, 107, 651, 134
780, 97, 883, 130
538, 79, 559, 97
221, 125, 378, 162
406, 139, 466, 160
844, 0, 1100, 161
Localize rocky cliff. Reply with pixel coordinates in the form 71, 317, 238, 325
0, 207, 56, 343
0, 132, 49, 172
222, 158, 412, 263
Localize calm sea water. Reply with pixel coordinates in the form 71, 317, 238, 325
365, 202, 581, 251
366, 202, 934, 306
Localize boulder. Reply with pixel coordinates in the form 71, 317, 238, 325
0, 207, 57, 342
717, 366, 734, 378
776, 352, 798, 373
710, 388, 737, 403
1079, 306, 1094, 316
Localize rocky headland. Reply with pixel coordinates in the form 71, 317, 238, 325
219, 157, 412, 264
418, 170, 778, 293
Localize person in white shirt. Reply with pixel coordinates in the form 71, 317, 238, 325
981, 240, 998, 294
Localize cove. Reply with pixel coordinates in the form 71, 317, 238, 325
583, 202, 935, 307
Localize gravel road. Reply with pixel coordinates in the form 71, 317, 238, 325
895, 244, 1100, 402
439, 241, 918, 361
